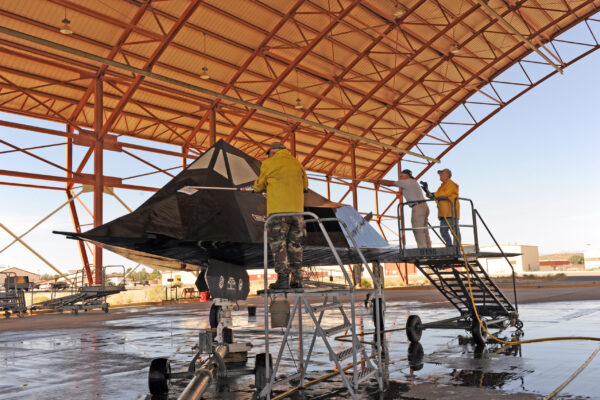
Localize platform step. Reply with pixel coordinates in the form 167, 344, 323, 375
324, 323, 351, 336
332, 346, 363, 362
311, 302, 341, 314
351, 367, 377, 385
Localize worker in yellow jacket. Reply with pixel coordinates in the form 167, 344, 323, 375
433, 168, 460, 247
254, 142, 308, 289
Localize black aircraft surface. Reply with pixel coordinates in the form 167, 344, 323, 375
56, 140, 402, 300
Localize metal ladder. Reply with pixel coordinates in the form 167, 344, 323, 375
260, 211, 384, 400
416, 259, 517, 320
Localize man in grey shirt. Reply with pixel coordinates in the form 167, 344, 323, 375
377, 169, 432, 248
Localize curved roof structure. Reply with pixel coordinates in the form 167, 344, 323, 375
1, 0, 599, 182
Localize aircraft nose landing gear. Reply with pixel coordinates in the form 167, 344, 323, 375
147, 298, 253, 398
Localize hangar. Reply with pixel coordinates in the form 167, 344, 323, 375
1, 1, 600, 400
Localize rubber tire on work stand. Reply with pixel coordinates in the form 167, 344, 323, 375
209, 304, 221, 329
471, 318, 488, 346
148, 357, 171, 395
406, 315, 423, 343
254, 353, 272, 393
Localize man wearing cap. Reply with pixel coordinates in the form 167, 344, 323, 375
434, 168, 460, 247
254, 142, 308, 289
377, 169, 431, 248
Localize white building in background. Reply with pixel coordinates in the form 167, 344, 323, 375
161, 270, 198, 286
478, 245, 539, 275
584, 249, 600, 270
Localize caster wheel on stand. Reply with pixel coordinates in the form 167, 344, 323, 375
254, 353, 272, 394
406, 315, 423, 343
471, 318, 488, 346
148, 358, 171, 395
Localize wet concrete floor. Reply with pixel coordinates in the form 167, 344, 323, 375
0, 299, 599, 399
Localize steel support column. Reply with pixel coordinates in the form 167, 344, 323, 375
182, 145, 187, 169
93, 78, 103, 284
66, 124, 93, 284
351, 144, 357, 209
209, 106, 216, 146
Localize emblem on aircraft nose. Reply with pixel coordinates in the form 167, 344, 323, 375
227, 277, 236, 290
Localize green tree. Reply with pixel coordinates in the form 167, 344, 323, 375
568, 255, 584, 265
149, 269, 161, 280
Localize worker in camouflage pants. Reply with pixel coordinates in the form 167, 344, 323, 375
268, 215, 306, 286
254, 142, 309, 289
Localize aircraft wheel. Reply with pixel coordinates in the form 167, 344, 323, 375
406, 315, 422, 343
103, 304, 109, 313
72, 308, 78, 315
209, 303, 221, 329
254, 353, 272, 393
471, 318, 488, 346
4, 311, 10, 319
148, 358, 170, 395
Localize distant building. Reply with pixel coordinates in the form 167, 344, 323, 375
584, 249, 600, 270
0, 267, 40, 283
161, 270, 198, 286
539, 260, 572, 271
478, 245, 539, 275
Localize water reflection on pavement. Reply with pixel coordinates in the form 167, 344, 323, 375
0, 300, 598, 399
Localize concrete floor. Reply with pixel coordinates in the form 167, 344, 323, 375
0, 290, 599, 399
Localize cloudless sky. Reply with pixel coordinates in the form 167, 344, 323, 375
1, 32, 600, 275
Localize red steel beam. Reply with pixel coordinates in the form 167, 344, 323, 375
416, 21, 600, 179
325, 1, 525, 179
0, 169, 158, 192
183, 0, 306, 148
351, 144, 357, 209
0, 181, 63, 190
362, 0, 598, 181
74, 0, 203, 179
66, 124, 93, 284
301, 2, 481, 168
93, 78, 103, 284
68, 1, 152, 123
224, 0, 363, 143
276, 0, 429, 167
0, 27, 397, 163
0, 118, 196, 159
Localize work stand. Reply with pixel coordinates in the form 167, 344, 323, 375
0, 272, 28, 318
30, 266, 125, 315
398, 198, 523, 346
257, 212, 385, 400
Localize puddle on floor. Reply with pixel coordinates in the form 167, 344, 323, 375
0, 300, 598, 399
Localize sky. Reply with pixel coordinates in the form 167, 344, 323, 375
1, 35, 600, 275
